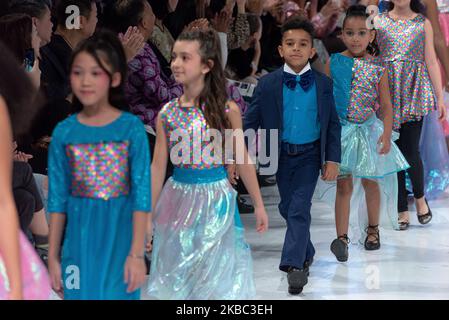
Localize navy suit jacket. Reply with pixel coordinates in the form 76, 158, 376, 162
243, 67, 341, 168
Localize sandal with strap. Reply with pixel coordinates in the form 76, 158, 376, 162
417, 198, 432, 225
398, 212, 410, 231
330, 234, 350, 262
364, 225, 380, 251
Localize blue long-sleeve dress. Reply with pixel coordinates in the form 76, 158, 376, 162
48, 112, 151, 300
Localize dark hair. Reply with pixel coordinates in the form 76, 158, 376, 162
8, 0, 52, 19
103, 0, 146, 34
206, 0, 225, 19
176, 29, 230, 131
281, 16, 315, 41
0, 13, 33, 64
385, 0, 425, 14
0, 41, 39, 138
56, 0, 95, 27
342, 4, 369, 29
69, 30, 129, 112
343, 4, 379, 56
147, 0, 169, 20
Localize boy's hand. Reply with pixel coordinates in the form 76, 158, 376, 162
321, 162, 339, 181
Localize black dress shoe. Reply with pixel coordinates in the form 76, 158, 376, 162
303, 257, 314, 276
330, 235, 349, 262
287, 267, 308, 295
238, 196, 254, 214
417, 198, 432, 225
258, 175, 277, 187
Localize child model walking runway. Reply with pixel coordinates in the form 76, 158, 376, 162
324, 5, 409, 262
48, 31, 151, 300
147, 29, 268, 300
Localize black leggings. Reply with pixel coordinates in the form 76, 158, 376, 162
395, 120, 424, 212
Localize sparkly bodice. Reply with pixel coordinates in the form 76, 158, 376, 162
159, 98, 229, 170
330, 53, 385, 123
376, 13, 426, 63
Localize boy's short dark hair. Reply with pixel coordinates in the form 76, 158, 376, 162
280, 16, 315, 41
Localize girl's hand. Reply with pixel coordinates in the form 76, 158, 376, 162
437, 100, 447, 122
124, 256, 146, 293
48, 257, 64, 299
254, 206, 268, 233
377, 132, 392, 155
226, 163, 239, 185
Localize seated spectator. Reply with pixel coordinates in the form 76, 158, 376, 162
8, 0, 53, 47
0, 13, 42, 88
0, 42, 48, 266
29, 0, 97, 174
41, 0, 97, 103
207, 0, 251, 50
148, 0, 178, 64
13, 161, 49, 265
106, 0, 183, 154
226, 13, 262, 85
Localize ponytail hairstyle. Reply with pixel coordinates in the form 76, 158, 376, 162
176, 28, 230, 131
343, 4, 379, 56
69, 30, 129, 112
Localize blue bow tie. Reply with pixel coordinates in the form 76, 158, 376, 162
283, 69, 314, 91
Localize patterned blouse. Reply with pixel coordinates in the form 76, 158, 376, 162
125, 43, 183, 130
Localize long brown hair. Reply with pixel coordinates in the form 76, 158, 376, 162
176, 29, 230, 131
0, 13, 33, 64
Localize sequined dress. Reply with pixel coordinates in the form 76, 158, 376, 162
376, 13, 436, 129
48, 112, 151, 300
0, 232, 51, 300
146, 98, 255, 300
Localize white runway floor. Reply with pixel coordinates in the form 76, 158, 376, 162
235, 185, 449, 300
50, 185, 449, 300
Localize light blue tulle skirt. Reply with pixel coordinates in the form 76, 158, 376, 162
315, 115, 410, 242
340, 115, 410, 178
412, 110, 449, 199
147, 167, 255, 300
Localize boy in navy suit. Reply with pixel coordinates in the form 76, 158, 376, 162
244, 17, 341, 295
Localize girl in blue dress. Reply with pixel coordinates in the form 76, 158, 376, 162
322, 5, 409, 262
47, 31, 151, 300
